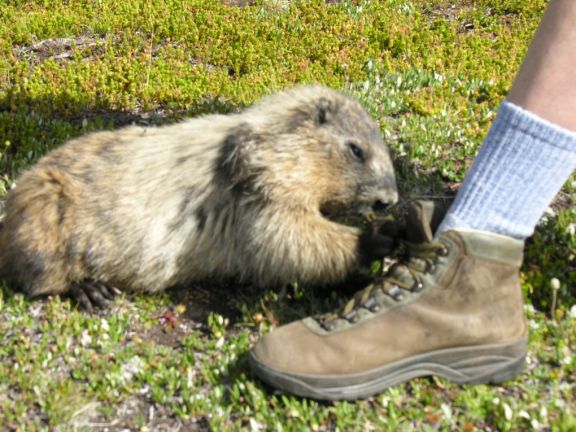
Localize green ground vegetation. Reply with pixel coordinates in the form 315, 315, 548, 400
0, 0, 574, 430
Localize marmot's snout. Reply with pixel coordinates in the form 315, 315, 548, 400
371, 186, 399, 208
372, 196, 396, 213
357, 175, 399, 216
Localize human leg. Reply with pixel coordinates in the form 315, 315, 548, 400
437, 0, 576, 237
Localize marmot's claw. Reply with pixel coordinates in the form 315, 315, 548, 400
69, 283, 94, 311
97, 282, 118, 301
70, 279, 119, 310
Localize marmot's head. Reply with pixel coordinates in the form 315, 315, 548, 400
217, 85, 398, 218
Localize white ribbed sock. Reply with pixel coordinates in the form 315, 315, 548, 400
437, 100, 576, 239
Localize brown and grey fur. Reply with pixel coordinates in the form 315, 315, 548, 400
0, 85, 397, 305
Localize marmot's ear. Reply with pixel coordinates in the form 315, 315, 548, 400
217, 123, 259, 187
316, 97, 332, 125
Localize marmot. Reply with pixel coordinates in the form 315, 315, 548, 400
0, 85, 398, 308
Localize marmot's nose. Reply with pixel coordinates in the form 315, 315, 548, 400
372, 200, 391, 212
371, 188, 399, 210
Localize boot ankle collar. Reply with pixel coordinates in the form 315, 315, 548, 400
443, 229, 524, 267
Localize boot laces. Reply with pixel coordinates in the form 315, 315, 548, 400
316, 240, 449, 330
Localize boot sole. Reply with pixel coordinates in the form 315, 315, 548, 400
249, 338, 527, 400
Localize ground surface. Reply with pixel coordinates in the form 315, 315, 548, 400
0, 1, 575, 431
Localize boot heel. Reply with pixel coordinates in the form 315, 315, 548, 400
445, 339, 527, 385
463, 354, 526, 385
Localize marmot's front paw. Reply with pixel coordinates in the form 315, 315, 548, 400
359, 216, 405, 262
69, 279, 121, 310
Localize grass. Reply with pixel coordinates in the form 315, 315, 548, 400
0, 0, 574, 430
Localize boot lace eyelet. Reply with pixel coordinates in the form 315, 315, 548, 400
438, 244, 449, 257
386, 285, 405, 301
411, 281, 424, 292
362, 297, 378, 312
362, 297, 380, 313
343, 311, 359, 323
426, 262, 436, 274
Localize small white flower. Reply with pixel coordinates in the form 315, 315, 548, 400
550, 278, 561, 290
528, 319, 540, 330
554, 398, 567, 409
539, 406, 548, 419
41, 352, 53, 368
100, 318, 110, 332
79, 330, 92, 347
213, 386, 222, 399
249, 417, 265, 431
122, 356, 144, 379
519, 410, 530, 420
28, 305, 43, 318
289, 408, 300, 418
567, 223, 576, 236
441, 403, 452, 421
569, 305, 576, 319
186, 367, 195, 388
215, 337, 225, 349
503, 403, 513, 421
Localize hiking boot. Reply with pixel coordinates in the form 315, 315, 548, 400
249, 201, 528, 400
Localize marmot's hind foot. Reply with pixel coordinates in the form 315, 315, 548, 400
70, 279, 121, 310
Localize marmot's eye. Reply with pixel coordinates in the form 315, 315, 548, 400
348, 142, 365, 162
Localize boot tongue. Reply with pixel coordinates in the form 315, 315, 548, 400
405, 201, 447, 243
